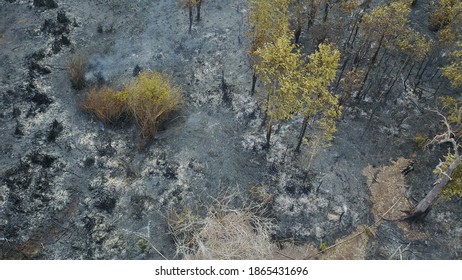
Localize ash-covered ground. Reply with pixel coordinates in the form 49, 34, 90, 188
0, 0, 461, 259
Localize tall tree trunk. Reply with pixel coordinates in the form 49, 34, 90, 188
384, 56, 410, 101
189, 6, 193, 33
265, 119, 273, 149
295, 116, 309, 153
414, 58, 430, 90
323, 2, 329, 22
406, 156, 462, 221
251, 71, 257, 95
307, 1, 320, 32
403, 61, 416, 87
334, 57, 349, 90
294, 23, 302, 45
357, 33, 385, 100
197, 0, 202, 21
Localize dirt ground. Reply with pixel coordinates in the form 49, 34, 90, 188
0, 0, 461, 259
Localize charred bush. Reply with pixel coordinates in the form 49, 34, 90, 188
47, 119, 64, 142
33, 0, 58, 9
29, 151, 56, 168
93, 189, 118, 214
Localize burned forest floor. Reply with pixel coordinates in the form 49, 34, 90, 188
0, 0, 461, 259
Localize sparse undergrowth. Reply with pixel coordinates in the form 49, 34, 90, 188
81, 70, 182, 140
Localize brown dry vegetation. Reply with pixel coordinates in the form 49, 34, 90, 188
168, 199, 277, 260
274, 224, 375, 260
80, 86, 128, 124
168, 197, 372, 260
363, 158, 429, 240
168, 158, 435, 260
80, 71, 182, 140
69, 54, 88, 90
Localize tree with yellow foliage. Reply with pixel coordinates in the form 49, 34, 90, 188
254, 34, 302, 147
295, 43, 340, 152
254, 34, 340, 149
442, 45, 462, 88
246, 0, 291, 94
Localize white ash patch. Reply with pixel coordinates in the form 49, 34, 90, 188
241, 132, 265, 153
49, 189, 70, 211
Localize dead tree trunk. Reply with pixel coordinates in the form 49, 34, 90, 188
295, 116, 309, 153
405, 112, 461, 221
189, 6, 193, 33
294, 23, 302, 45
323, 3, 329, 22
251, 72, 257, 95
265, 119, 273, 149
405, 156, 462, 221
197, 0, 202, 21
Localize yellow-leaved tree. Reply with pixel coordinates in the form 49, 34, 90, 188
254, 34, 302, 148
254, 34, 341, 150
246, 0, 291, 94
295, 43, 341, 153
442, 43, 462, 88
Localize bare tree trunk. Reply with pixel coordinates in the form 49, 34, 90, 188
384, 56, 410, 100
295, 116, 309, 153
251, 71, 257, 95
334, 57, 349, 90
323, 2, 329, 22
403, 61, 416, 86
357, 33, 385, 100
197, 0, 202, 21
189, 6, 193, 33
265, 119, 273, 149
307, 1, 320, 32
406, 156, 462, 220
294, 23, 302, 45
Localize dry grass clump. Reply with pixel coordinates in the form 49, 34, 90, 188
69, 54, 88, 90
168, 200, 277, 260
127, 71, 183, 139
80, 86, 128, 124
80, 70, 182, 140
363, 157, 412, 221
363, 158, 428, 240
